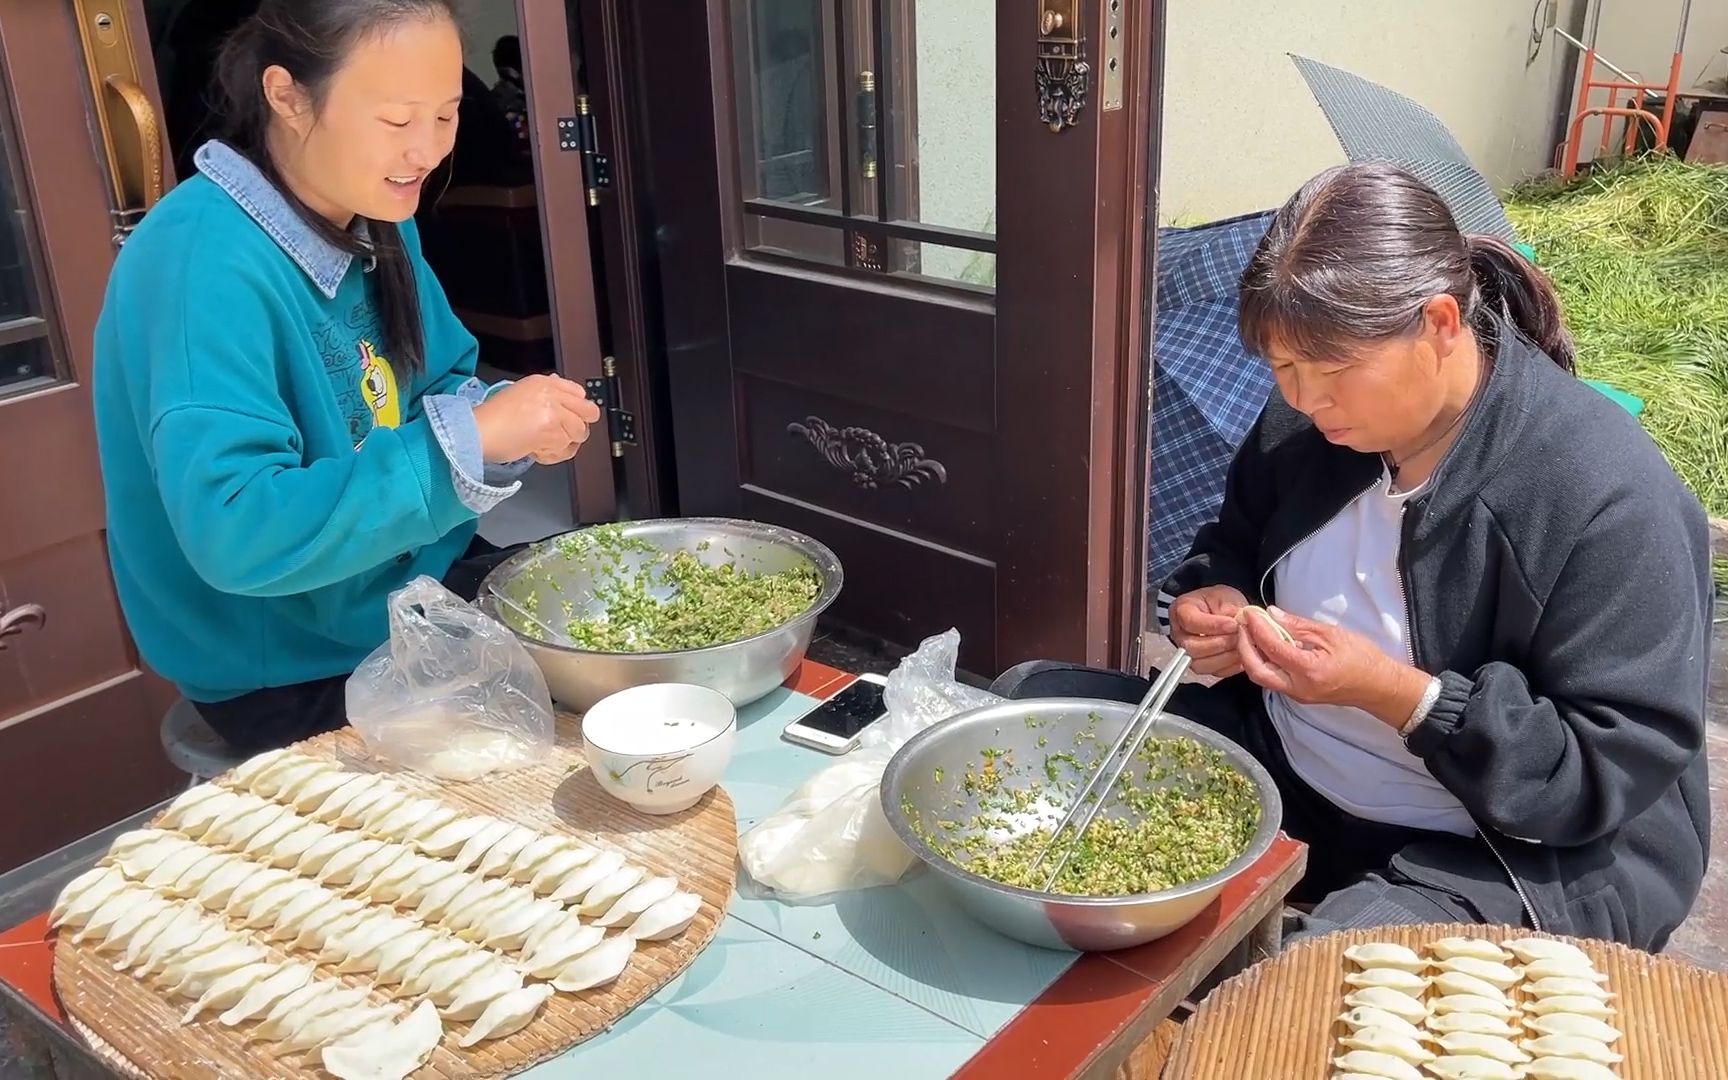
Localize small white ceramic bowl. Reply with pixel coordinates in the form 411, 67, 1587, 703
580, 683, 737, 815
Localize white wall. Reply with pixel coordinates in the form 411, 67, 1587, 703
462, 0, 520, 85
1580, 0, 1728, 155
1158, 0, 1592, 224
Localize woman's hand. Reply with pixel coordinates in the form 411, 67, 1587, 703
1237, 606, 1432, 727
1168, 585, 1250, 678
472, 375, 602, 465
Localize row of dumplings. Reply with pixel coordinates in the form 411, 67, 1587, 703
1334, 937, 1622, 1080
49, 871, 447, 1079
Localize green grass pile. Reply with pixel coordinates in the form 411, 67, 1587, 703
1504, 157, 1728, 519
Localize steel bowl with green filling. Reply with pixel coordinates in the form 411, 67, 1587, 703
881, 698, 1281, 951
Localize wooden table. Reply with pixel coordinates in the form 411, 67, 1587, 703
0, 659, 1306, 1078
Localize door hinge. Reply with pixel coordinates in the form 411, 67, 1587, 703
583, 356, 636, 459
557, 96, 610, 206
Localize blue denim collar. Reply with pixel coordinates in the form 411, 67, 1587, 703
194, 140, 370, 299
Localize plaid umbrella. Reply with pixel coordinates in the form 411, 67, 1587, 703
1145, 211, 1277, 588
1290, 54, 1517, 240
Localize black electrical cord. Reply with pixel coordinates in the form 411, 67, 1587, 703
1529, 0, 1548, 66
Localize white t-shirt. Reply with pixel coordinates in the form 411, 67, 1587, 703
1263, 467, 1476, 836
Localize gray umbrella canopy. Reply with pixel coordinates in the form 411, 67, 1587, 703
1290, 54, 1517, 240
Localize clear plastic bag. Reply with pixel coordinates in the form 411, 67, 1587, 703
346, 576, 555, 781
738, 629, 1000, 901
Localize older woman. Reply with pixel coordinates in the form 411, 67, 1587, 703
997, 162, 1712, 950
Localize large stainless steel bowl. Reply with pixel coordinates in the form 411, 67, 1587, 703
478, 518, 842, 711
881, 698, 1282, 952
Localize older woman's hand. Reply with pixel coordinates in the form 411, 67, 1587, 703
1237, 606, 1433, 728
1169, 585, 1250, 678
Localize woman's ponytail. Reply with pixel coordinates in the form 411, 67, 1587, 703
1466, 234, 1575, 373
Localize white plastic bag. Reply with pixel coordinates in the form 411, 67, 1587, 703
346, 576, 555, 781
738, 629, 1000, 900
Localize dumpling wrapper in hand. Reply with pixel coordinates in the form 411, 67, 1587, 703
551, 933, 635, 993
627, 891, 702, 942
441, 965, 525, 1021
180, 961, 278, 1023
219, 962, 315, 1026
321, 999, 444, 1080
460, 983, 554, 1047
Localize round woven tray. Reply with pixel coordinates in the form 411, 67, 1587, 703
1164, 923, 1728, 1078
52, 714, 738, 1079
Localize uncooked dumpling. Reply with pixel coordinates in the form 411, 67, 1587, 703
402, 949, 492, 1001
181, 961, 278, 1023
1520, 1059, 1620, 1080
446, 885, 526, 938
412, 872, 486, 923
72, 886, 161, 945
1338, 1028, 1433, 1064
251, 755, 337, 800
281, 1002, 399, 1056
159, 784, 226, 827
240, 812, 310, 861
159, 940, 269, 998
553, 851, 630, 905
340, 923, 434, 976
524, 924, 604, 978
1524, 977, 1614, 1001
550, 933, 635, 992
218, 961, 315, 1025
441, 964, 525, 1020
213, 801, 296, 849
143, 847, 220, 893
316, 838, 387, 887
194, 860, 268, 911
1341, 967, 1427, 997
627, 890, 702, 941
336, 782, 402, 829
1520, 1035, 1622, 1065
107, 904, 183, 965
1342, 987, 1427, 1022
450, 817, 515, 872
294, 905, 371, 952
400, 801, 462, 844
121, 905, 206, 973
169, 850, 244, 897
1434, 1032, 1529, 1065
287, 769, 354, 813
264, 819, 336, 869
169, 790, 248, 837
388, 934, 471, 991
510, 834, 576, 880
391, 859, 463, 908
1430, 970, 1509, 1002
1330, 1050, 1424, 1080
1527, 1013, 1621, 1043
238, 877, 321, 929
1430, 936, 1513, 963
596, 875, 678, 928
1428, 994, 1517, 1018
269, 886, 344, 942
1523, 994, 1615, 1019
113, 835, 197, 880
459, 983, 553, 1047
365, 852, 433, 905
248, 982, 366, 1043
372, 798, 446, 843
320, 998, 444, 1080
415, 815, 489, 858
1434, 956, 1521, 989
132, 906, 221, 975
353, 789, 414, 833
1521, 956, 1607, 982
1423, 1011, 1518, 1037
479, 896, 565, 952
372, 928, 449, 986
226, 748, 292, 789
1502, 937, 1593, 967
529, 845, 598, 894
347, 843, 415, 890
308, 774, 383, 822
1341, 942, 1427, 974
1338, 1006, 1423, 1037
1423, 1057, 1520, 1080
50, 865, 128, 929
475, 825, 540, 878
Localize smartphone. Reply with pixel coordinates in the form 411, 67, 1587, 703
782, 673, 889, 754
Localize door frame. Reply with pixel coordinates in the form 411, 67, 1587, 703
606, 0, 1164, 673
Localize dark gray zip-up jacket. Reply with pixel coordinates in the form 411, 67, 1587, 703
1162, 324, 1713, 950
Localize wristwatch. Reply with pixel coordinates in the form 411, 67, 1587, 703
1400, 676, 1444, 741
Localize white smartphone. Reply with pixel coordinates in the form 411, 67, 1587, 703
782, 673, 889, 754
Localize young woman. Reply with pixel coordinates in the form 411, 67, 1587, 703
996, 162, 1712, 951
94, 0, 600, 752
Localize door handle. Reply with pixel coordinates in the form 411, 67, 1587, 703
104, 74, 165, 210
0, 603, 47, 650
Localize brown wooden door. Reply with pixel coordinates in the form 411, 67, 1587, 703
619, 0, 1159, 674
0, 0, 182, 873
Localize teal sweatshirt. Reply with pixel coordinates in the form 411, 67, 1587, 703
94, 142, 525, 702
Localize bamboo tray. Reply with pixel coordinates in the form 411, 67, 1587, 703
51, 713, 738, 1078
1165, 923, 1728, 1078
